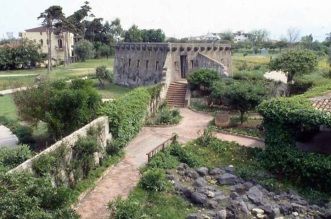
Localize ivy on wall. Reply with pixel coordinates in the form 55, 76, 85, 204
257, 97, 331, 192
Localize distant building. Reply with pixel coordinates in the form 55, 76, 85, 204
21, 26, 74, 61
233, 31, 249, 43
188, 33, 220, 42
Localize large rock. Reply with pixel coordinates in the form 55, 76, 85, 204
185, 169, 200, 179
215, 209, 227, 219
247, 186, 264, 205
215, 111, 231, 128
196, 167, 209, 176
190, 192, 208, 205
194, 178, 208, 187
209, 168, 224, 175
218, 173, 238, 185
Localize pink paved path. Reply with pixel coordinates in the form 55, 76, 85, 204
74, 108, 264, 218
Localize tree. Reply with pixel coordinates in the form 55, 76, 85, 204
219, 30, 234, 42
38, 6, 65, 73
247, 29, 269, 53
96, 65, 112, 87
141, 29, 165, 42
211, 79, 266, 124
275, 39, 288, 53
287, 27, 300, 45
187, 69, 221, 91
301, 34, 313, 50
13, 79, 102, 139
74, 40, 95, 61
269, 50, 317, 83
123, 25, 142, 42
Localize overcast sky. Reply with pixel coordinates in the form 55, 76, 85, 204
1, 0, 330, 41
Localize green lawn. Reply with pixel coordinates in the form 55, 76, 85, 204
0, 95, 17, 121
94, 81, 132, 99
0, 58, 115, 89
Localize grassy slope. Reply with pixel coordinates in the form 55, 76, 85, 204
0, 95, 17, 121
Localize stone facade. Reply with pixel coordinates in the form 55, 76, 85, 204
114, 43, 231, 88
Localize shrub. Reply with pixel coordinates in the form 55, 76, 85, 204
187, 68, 221, 91
288, 78, 314, 96
159, 108, 182, 125
139, 169, 168, 192
99, 87, 151, 148
106, 140, 121, 156
170, 142, 201, 167
74, 40, 95, 62
0, 144, 32, 169
145, 148, 179, 170
108, 196, 143, 219
11, 124, 35, 144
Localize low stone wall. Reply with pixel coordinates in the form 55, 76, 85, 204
8, 116, 110, 174
196, 53, 229, 77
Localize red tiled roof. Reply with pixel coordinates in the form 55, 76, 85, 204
310, 92, 331, 113
25, 26, 47, 32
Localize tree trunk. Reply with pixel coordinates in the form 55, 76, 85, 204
63, 33, 67, 68
240, 111, 245, 125
47, 27, 51, 73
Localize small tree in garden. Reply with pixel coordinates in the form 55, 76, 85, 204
96, 65, 112, 87
74, 40, 95, 61
211, 79, 266, 124
187, 69, 221, 91
269, 50, 317, 83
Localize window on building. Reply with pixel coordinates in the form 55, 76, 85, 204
40, 32, 42, 35
40, 39, 43, 46
174, 61, 178, 71
129, 59, 131, 67
191, 60, 194, 69
146, 60, 149, 69
137, 60, 140, 68
58, 39, 63, 49
155, 61, 159, 70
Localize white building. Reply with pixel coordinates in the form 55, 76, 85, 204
21, 26, 74, 61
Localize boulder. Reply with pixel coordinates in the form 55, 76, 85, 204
215, 209, 227, 219
209, 168, 224, 175
252, 208, 264, 215
247, 186, 264, 205
205, 200, 218, 209
194, 178, 208, 187
218, 173, 237, 185
185, 169, 200, 179
196, 167, 209, 176
234, 184, 246, 195
191, 192, 208, 205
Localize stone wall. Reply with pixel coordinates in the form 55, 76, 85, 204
8, 116, 110, 174
114, 43, 232, 88
114, 43, 168, 87
196, 53, 229, 77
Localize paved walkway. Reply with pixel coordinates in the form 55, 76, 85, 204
74, 108, 264, 218
0, 125, 18, 147
0, 87, 28, 95
0, 74, 37, 77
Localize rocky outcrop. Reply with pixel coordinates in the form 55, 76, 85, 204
167, 163, 330, 219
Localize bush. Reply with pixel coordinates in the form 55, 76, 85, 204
99, 87, 151, 148
12, 125, 35, 144
139, 169, 168, 192
187, 68, 221, 91
0, 144, 32, 169
159, 108, 182, 124
170, 142, 201, 167
288, 79, 314, 96
108, 196, 143, 219
74, 40, 95, 62
106, 140, 121, 156
145, 148, 179, 170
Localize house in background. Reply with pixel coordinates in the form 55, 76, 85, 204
21, 26, 74, 61
233, 31, 249, 43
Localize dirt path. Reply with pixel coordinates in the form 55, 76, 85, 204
74, 108, 264, 218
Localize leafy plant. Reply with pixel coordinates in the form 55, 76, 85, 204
139, 169, 168, 192
187, 68, 221, 91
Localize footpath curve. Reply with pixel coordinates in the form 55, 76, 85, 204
74, 108, 264, 219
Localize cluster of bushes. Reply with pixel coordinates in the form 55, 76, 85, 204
0, 144, 32, 170
145, 102, 182, 125
0, 39, 45, 70
13, 79, 102, 140
258, 97, 331, 193
0, 116, 34, 144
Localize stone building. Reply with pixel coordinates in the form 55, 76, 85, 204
114, 43, 231, 107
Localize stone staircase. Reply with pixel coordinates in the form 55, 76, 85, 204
166, 80, 188, 108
